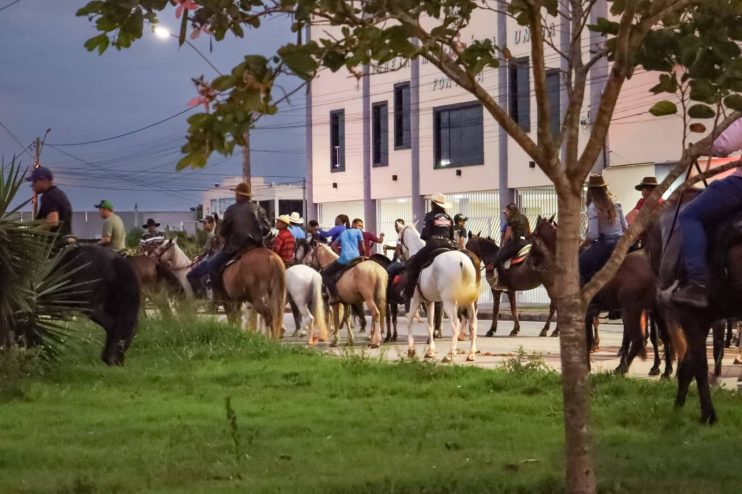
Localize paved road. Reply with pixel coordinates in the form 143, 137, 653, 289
281, 314, 742, 389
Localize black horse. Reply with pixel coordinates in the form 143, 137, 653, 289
648, 192, 742, 424
59, 245, 141, 365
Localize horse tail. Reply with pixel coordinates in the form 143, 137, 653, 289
268, 254, 287, 340
110, 255, 141, 349
454, 258, 479, 305
155, 262, 186, 298
657, 283, 686, 361
310, 272, 329, 341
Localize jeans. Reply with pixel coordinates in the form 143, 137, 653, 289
207, 251, 230, 281
679, 176, 742, 283
321, 260, 346, 298
187, 258, 210, 295
579, 235, 619, 286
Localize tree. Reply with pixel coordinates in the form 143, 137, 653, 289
77, 1, 742, 491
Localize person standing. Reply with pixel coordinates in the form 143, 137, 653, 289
453, 213, 469, 249
287, 212, 306, 240
26, 166, 72, 243
273, 214, 297, 266
95, 200, 126, 252
352, 218, 384, 256
187, 215, 219, 297
321, 221, 366, 303
207, 182, 271, 293
579, 175, 627, 286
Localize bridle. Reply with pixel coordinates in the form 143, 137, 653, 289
154, 239, 195, 270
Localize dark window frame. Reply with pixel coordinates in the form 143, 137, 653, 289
509, 57, 531, 132
433, 102, 485, 169
393, 82, 411, 150
372, 101, 389, 167
330, 109, 345, 172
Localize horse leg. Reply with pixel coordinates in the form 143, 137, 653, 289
392, 303, 398, 341
712, 320, 725, 379
688, 323, 717, 424
486, 290, 500, 337
303, 304, 316, 346
615, 308, 644, 375
424, 301, 437, 359
655, 314, 674, 378
288, 294, 302, 337
725, 319, 733, 348
92, 310, 120, 366
330, 304, 340, 348
508, 291, 520, 337
406, 293, 422, 358
363, 294, 382, 349
442, 300, 460, 363
550, 301, 560, 337
648, 313, 662, 376
353, 303, 366, 333
343, 304, 355, 347
592, 315, 600, 352
466, 302, 478, 362
433, 301, 443, 339
584, 309, 595, 372
540, 302, 556, 337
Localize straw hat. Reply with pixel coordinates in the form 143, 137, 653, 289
276, 214, 292, 226
426, 192, 452, 209
288, 212, 304, 224
635, 176, 659, 191
230, 182, 251, 198
587, 174, 608, 188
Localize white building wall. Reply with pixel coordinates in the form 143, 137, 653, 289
317, 200, 365, 229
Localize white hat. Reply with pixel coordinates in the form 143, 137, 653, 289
425, 192, 452, 210
276, 214, 292, 225
288, 212, 304, 224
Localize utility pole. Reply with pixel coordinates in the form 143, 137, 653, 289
242, 127, 251, 186
31, 129, 51, 219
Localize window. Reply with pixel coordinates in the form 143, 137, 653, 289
258, 200, 275, 223
279, 200, 304, 218
330, 110, 345, 171
434, 103, 484, 168
372, 102, 389, 166
546, 69, 561, 136
394, 83, 411, 149
509, 57, 530, 132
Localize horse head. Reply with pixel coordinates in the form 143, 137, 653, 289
398, 225, 425, 261
465, 234, 499, 265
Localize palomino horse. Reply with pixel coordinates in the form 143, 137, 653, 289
221, 248, 287, 340
532, 217, 673, 377
305, 243, 387, 348
285, 264, 329, 346
466, 233, 557, 337
398, 226, 479, 362
152, 238, 194, 297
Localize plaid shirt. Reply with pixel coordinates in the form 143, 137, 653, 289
272, 229, 296, 264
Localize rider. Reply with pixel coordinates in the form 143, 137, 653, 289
626, 176, 662, 224
352, 218, 384, 256
27, 166, 73, 245
306, 219, 326, 246
321, 220, 367, 303
95, 199, 126, 252
673, 117, 742, 308
186, 215, 219, 297
273, 214, 297, 266
403, 193, 454, 301
385, 219, 406, 273
207, 182, 271, 294
453, 213, 469, 249
490, 203, 531, 274
287, 212, 306, 240
316, 214, 350, 247
579, 175, 627, 286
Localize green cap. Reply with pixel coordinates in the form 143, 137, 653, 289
94, 199, 114, 211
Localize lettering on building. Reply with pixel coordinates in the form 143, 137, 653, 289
513, 23, 557, 45
370, 58, 410, 74
432, 72, 484, 91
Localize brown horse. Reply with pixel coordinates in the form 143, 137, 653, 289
306, 244, 387, 348
466, 233, 557, 337
127, 255, 185, 317
532, 217, 673, 376
222, 248, 286, 340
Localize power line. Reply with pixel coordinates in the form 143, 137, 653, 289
0, 119, 33, 159
0, 0, 22, 13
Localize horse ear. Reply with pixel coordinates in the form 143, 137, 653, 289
548, 214, 556, 223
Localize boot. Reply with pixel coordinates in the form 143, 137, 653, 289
671, 282, 708, 308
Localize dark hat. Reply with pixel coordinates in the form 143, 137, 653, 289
230, 182, 251, 198
587, 174, 608, 188
143, 218, 160, 228
200, 215, 215, 224
94, 199, 114, 211
635, 176, 659, 191
505, 203, 519, 213
454, 213, 468, 222
25, 166, 53, 182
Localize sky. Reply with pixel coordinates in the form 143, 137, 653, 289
0, 0, 306, 212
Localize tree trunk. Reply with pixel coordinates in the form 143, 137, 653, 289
554, 189, 596, 494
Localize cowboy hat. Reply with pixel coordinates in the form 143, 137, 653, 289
635, 176, 659, 191
276, 214, 292, 226
426, 192, 452, 209
230, 182, 251, 198
587, 174, 608, 188
288, 211, 304, 224
142, 218, 160, 228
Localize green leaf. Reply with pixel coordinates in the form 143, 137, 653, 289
688, 104, 716, 119
83, 33, 110, 54
648, 100, 678, 117
212, 75, 236, 91
689, 79, 717, 104
724, 94, 742, 112
649, 74, 677, 95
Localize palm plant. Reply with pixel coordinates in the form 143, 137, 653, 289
0, 159, 82, 358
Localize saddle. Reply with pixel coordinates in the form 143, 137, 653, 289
504, 244, 532, 269
333, 256, 367, 281
418, 247, 452, 271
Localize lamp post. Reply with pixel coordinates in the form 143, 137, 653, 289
154, 26, 251, 186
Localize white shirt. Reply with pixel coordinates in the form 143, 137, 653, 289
712, 117, 742, 177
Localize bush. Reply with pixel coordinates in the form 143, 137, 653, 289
126, 227, 144, 248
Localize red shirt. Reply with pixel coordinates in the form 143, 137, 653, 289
634, 197, 664, 210
272, 229, 295, 263
359, 231, 382, 255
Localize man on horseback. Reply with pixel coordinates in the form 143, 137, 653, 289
186, 214, 219, 297
27, 166, 73, 246
489, 203, 530, 279
273, 214, 296, 266
321, 220, 367, 303
287, 212, 306, 240
673, 117, 742, 308
403, 193, 454, 301
95, 200, 126, 253
207, 182, 271, 295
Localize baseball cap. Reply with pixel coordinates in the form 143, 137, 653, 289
200, 215, 215, 223
94, 199, 114, 211
25, 166, 53, 182
454, 213, 468, 222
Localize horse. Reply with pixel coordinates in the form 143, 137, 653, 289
398, 226, 479, 362
648, 192, 742, 424
285, 264, 329, 346
532, 217, 673, 377
151, 238, 194, 298
57, 245, 141, 365
465, 233, 557, 338
220, 247, 287, 340
304, 243, 387, 348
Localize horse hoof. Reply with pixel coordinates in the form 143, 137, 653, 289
457, 336, 467, 342
442, 354, 453, 363
701, 412, 718, 426
550, 331, 559, 337
330, 341, 338, 348
648, 367, 660, 376
392, 334, 398, 342
369, 343, 380, 349
433, 331, 442, 339
613, 366, 627, 375
509, 330, 519, 337
538, 330, 547, 337
407, 348, 416, 358
661, 373, 672, 380
424, 351, 435, 359
466, 353, 475, 362
485, 330, 495, 338
590, 345, 600, 353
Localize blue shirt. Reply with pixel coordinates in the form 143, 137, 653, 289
317, 224, 346, 242
288, 225, 306, 240
337, 228, 363, 265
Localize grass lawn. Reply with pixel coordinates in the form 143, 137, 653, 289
1, 318, 741, 494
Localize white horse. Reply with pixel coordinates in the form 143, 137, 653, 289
152, 238, 194, 298
285, 264, 329, 346
399, 226, 480, 362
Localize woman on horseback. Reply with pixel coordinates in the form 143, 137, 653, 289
403, 193, 454, 300
579, 175, 627, 286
